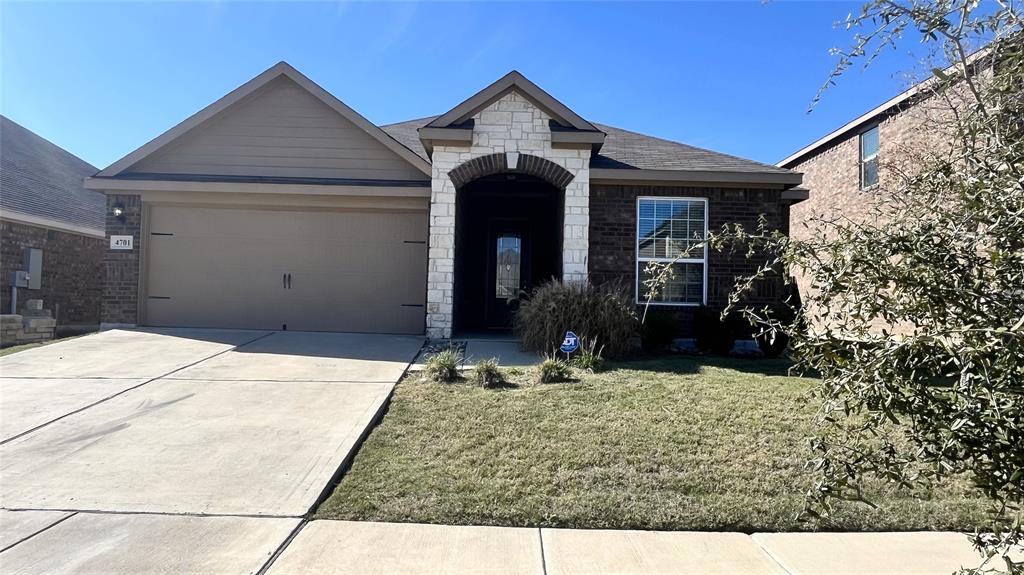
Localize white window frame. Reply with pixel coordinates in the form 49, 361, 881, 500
634, 196, 709, 307
859, 125, 880, 190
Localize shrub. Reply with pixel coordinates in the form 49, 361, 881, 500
641, 311, 677, 352
537, 357, 572, 384
693, 307, 743, 355
471, 358, 505, 388
422, 348, 462, 383
514, 280, 637, 358
569, 338, 606, 372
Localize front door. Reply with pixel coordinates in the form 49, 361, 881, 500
453, 175, 562, 334
485, 220, 530, 328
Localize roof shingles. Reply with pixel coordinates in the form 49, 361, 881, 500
1, 116, 104, 235
380, 116, 792, 176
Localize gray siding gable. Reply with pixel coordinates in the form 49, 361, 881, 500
128, 76, 427, 182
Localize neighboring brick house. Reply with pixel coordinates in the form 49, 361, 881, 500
778, 74, 960, 244
85, 63, 806, 338
775, 62, 987, 334
0, 116, 105, 336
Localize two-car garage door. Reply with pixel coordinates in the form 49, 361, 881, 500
143, 205, 427, 334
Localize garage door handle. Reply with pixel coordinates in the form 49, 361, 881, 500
287, 273, 292, 289
283, 273, 287, 289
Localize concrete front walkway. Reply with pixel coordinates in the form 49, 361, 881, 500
411, 337, 543, 371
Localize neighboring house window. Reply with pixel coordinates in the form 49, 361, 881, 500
636, 197, 707, 305
860, 125, 880, 189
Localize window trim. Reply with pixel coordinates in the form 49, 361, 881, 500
634, 196, 709, 307
859, 124, 880, 190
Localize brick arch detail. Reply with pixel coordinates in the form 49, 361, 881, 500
447, 153, 575, 190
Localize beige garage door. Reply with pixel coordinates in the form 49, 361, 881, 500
144, 205, 427, 334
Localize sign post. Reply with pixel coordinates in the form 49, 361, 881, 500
559, 330, 579, 360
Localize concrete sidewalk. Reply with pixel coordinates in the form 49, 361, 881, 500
262, 520, 1011, 575
2, 515, 1013, 574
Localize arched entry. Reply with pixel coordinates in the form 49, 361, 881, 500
449, 153, 573, 333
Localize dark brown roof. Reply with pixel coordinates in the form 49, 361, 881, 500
380, 116, 793, 176
0, 115, 104, 235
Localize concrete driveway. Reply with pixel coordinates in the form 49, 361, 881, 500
0, 328, 422, 573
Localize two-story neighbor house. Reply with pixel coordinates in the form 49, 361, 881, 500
85, 63, 805, 338
778, 69, 962, 245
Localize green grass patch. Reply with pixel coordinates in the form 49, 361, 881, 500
316, 357, 988, 532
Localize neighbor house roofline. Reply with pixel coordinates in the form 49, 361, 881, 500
777, 45, 993, 168
96, 61, 433, 179
0, 210, 105, 239
776, 84, 924, 169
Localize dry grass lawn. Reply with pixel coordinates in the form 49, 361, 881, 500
316, 357, 989, 532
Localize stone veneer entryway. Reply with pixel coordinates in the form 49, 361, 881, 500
425, 91, 591, 338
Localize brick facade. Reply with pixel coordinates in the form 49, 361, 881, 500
101, 194, 142, 327
589, 184, 789, 336
0, 219, 104, 329
448, 152, 575, 190
784, 88, 959, 335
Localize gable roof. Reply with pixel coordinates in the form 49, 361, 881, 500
383, 116, 798, 184
425, 71, 599, 132
98, 61, 432, 178
0, 116, 105, 237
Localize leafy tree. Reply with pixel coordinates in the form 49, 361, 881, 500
716, 1, 1023, 572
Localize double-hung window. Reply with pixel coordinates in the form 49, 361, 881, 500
636, 197, 707, 305
860, 125, 880, 189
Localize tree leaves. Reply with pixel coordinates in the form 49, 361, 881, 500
720, 2, 1024, 572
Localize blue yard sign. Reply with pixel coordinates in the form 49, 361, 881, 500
560, 331, 579, 354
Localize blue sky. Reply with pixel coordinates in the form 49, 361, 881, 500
1, 1, 934, 169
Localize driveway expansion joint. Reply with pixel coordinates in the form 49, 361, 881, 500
1, 507, 303, 520
0, 330, 275, 446
538, 527, 549, 575
0, 511, 77, 553
256, 519, 309, 575
749, 533, 795, 575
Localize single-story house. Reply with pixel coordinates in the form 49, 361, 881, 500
1, 115, 106, 334
85, 62, 805, 338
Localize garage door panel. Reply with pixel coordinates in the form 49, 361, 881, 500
144, 205, 426, 334
146, 294, 284, 330
290, 303, 424, 334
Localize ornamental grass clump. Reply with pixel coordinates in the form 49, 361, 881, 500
422, 348, 462, 383
569, 338, 606, 372
537, 357, 573, 384
471, 358, 505, 388
514, 279, 637, 359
